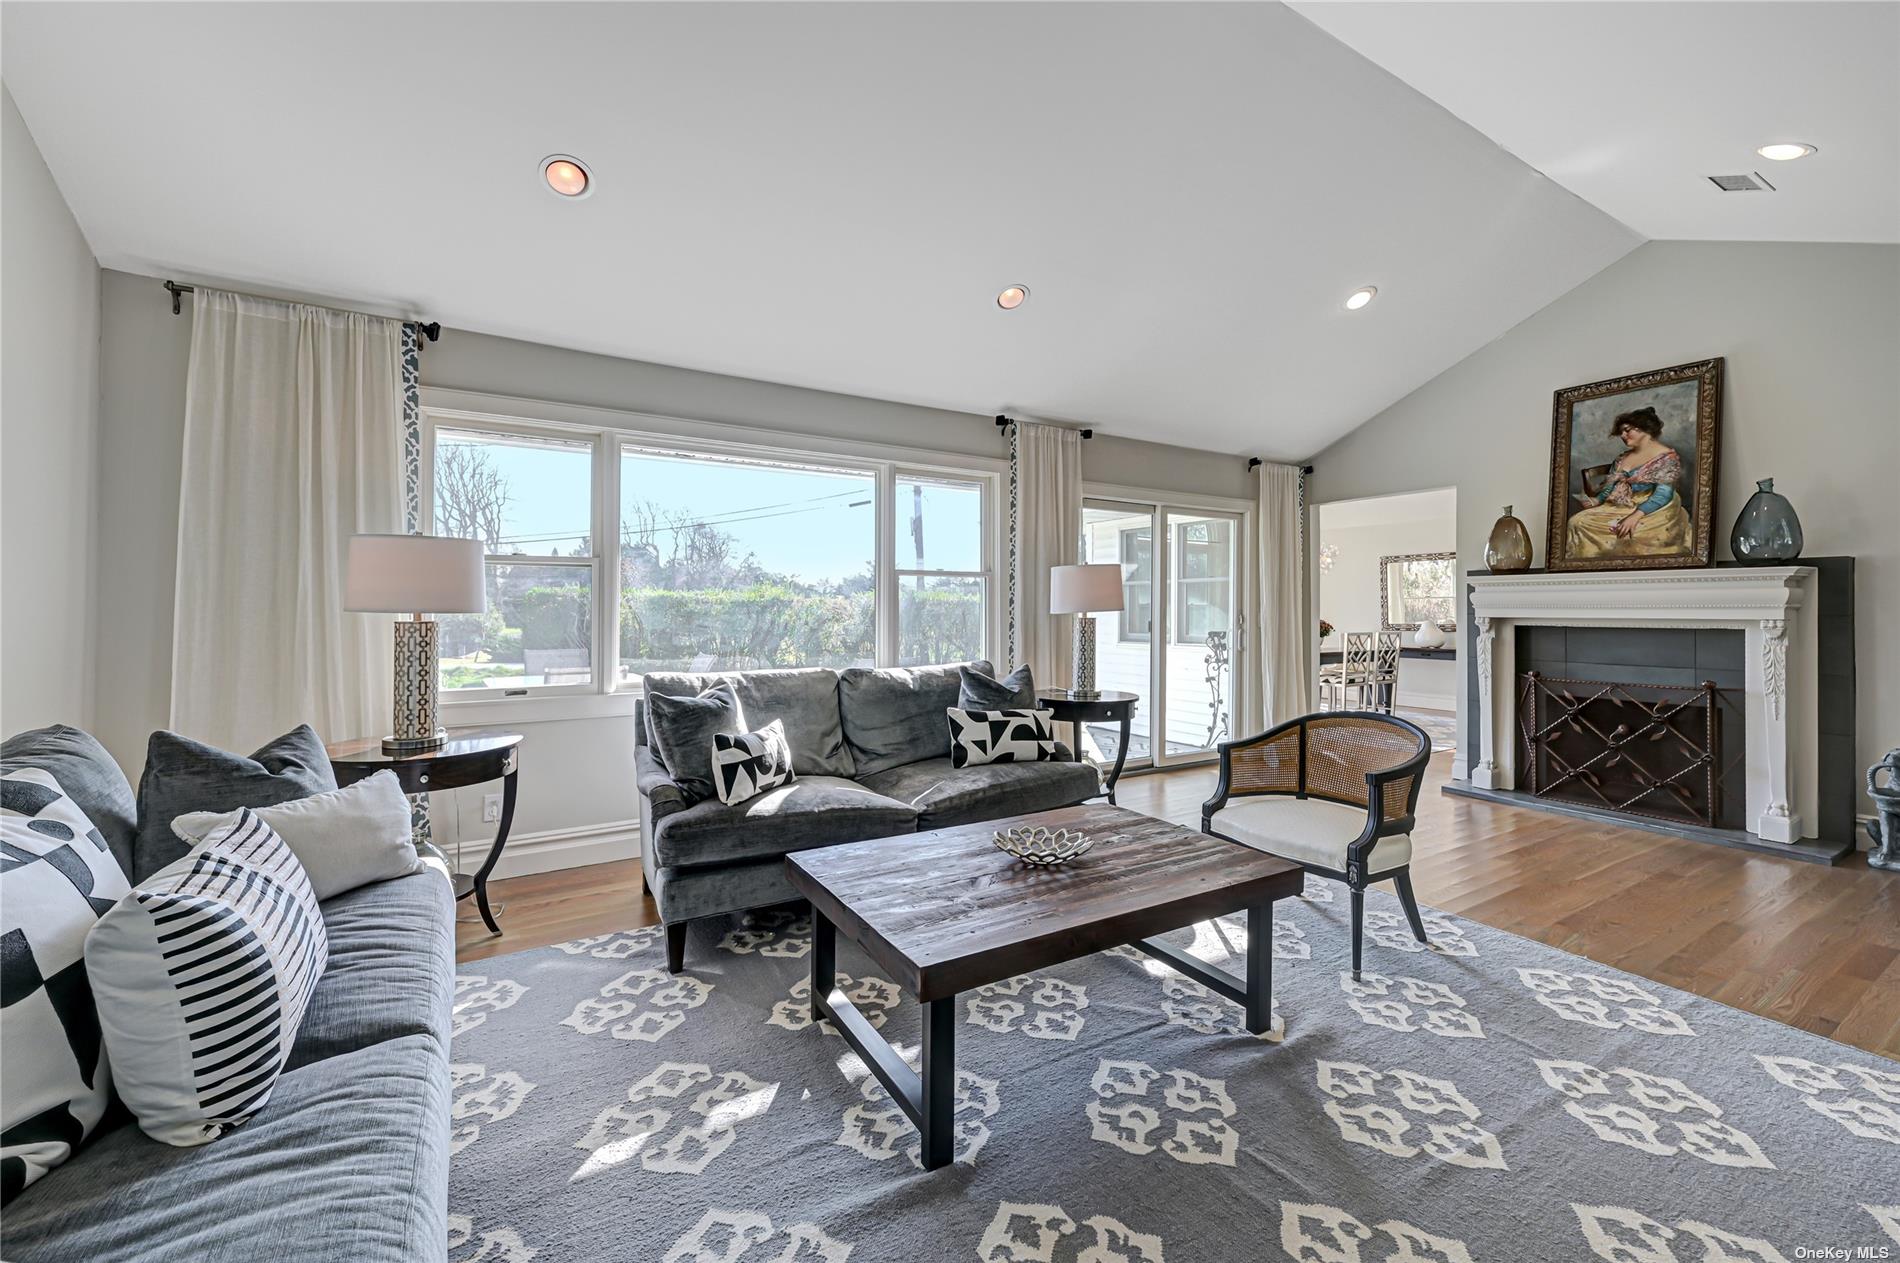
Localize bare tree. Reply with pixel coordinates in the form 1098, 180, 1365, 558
435, 444, 508, 552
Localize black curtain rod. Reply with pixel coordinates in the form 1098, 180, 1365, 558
1247, 458, 1316, 474
162, 280, 440, 342
994, 414, 1091, 439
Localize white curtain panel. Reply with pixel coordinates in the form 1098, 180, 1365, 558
171, 290, 404, 750
1010, 421, 1083, 688
1250, 461, 1313, 727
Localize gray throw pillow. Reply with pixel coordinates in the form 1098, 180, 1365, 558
0, 724, 137, 882
133, 724, 336, 881
170, 769, 422, 901
959, 664, 1036, 711
837, 660, 991, 777
647, 682, 745, 802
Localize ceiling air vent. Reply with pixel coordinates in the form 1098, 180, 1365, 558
1708, 172, 1776, 192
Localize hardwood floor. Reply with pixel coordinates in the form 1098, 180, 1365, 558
456, 752, 1900, 1058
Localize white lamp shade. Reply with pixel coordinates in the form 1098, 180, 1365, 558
1049, 563, 1125, 614
345, 534, 486, 614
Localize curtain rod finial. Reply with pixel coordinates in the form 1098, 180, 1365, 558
1247, 457, 1262, 470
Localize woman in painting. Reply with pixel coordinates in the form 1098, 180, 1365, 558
1565, 406, 1692, 559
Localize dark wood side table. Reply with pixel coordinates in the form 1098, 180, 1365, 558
1035, 689, 1139, 805
326, 732, 522, 935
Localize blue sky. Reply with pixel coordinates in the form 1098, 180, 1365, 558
438, 433, 981, 582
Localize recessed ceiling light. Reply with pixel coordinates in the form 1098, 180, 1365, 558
996, 285, 1030, 311
1755, 143, 1816, 162
542, 154, 593, 198
1344, 286, 1377, 311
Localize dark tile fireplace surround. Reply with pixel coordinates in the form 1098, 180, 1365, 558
1450, 557, 1858, 864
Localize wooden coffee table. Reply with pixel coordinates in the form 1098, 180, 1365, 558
784, 802, 1304, 1169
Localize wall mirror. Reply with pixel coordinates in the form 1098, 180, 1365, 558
1380, 552, 1457, 632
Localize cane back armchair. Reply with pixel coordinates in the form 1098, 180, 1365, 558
1201, 711, 1432, 976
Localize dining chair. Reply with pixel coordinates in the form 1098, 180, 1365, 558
1320, 631, 1374, 711
1370, 631, 1402, 714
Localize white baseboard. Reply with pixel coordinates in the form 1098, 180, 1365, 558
1397, 693, 1456, 714
441, 817, 641, 881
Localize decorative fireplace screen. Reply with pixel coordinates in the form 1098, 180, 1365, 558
1515, 672, 1743, 830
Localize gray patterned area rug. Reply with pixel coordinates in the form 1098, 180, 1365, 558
448, 880, 1899, 1263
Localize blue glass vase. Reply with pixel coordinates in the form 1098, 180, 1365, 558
1729, 477, 1804, 564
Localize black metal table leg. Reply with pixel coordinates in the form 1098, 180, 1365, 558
1103, 710, 1131, 805
469, 768, 516, 935
919, 997, 956, 1170
810, 909, 836, 1024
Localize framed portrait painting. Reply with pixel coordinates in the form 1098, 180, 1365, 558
1545, 357, 1723, 572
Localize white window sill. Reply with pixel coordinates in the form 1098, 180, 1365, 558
441, 689, 642, 729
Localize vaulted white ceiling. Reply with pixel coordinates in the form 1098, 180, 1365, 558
3, 2, 1655, 459
1295, 0, 1899, 245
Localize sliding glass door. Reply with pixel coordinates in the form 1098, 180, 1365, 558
1082, 498, 1246, 769
1161, 510, 1239, 760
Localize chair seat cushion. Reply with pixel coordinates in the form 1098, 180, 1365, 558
1209, 796, 1411, 874
858, 757, 1100, 830
0, 1033, 447, 1263
650, 776, 916, 870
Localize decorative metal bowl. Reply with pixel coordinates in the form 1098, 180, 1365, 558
993, 825, 1093, 867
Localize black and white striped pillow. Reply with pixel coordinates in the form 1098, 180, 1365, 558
84, 808, 327, 1146
711, 719, 797, 806
947, 707, 1058, 768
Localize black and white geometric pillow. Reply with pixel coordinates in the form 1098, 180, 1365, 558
712, 720, 797, 806
84, 808, 327, 1147
947, 708, 1058, 768
1, 768, 132, 1203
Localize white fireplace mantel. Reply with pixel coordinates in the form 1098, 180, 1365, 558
1466, 567, 1818, 845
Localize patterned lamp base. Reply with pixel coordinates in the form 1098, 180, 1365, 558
1071, 614, 1101, 699
384, 617, 447, 755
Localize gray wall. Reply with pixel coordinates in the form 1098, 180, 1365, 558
90, 267, 1254, 866
2, 86, 101, 733
1308, 240, 1899, 810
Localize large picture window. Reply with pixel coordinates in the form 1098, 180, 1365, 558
424, 407, 995, 703
619, 449, 875, 677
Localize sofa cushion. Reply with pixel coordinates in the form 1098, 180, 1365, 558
171, 770, 422, 901
289, 871, 454, 1071
0, 1033, 448, 1263
86, 810, 328, 1147
1, 769, 132, 1203
645, 682, 744, 802
134, 724, 335, 881
837, 660, 991, 777
958, 663, 1036, 710
650, 776, 915, 870
857, 756, 1100, 831
643, 667, 853, 778
1, 724, 137, 881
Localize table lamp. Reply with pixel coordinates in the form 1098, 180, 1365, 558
346, 534, 486, 754
1049, 563, 1125, 699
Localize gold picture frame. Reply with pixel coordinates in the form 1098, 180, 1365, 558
1545, 357, 1723, 572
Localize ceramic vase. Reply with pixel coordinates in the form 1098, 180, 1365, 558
1411, 622, 1449, 649
1485, 506, 1533, 572
1730, 478, 1804, 564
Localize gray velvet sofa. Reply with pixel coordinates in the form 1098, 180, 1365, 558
635, 661, 1101, 972
1, 725, 452, 1263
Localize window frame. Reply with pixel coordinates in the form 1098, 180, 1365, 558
890, 469, 993, 668
423, 416, 608, 701
423, 397, 1000, 721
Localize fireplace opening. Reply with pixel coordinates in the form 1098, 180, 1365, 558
1515, 672, 1746, 830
